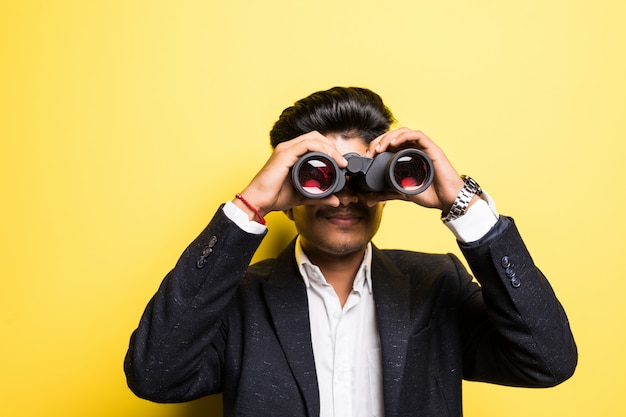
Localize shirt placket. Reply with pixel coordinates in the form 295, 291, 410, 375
332, 289, 362, 417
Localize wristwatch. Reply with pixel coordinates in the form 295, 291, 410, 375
441, 175, 482, 223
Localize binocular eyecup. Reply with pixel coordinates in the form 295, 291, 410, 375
292, 148, 434, 199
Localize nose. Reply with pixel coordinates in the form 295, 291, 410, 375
334, 183, 359, 206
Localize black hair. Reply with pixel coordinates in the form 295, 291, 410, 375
269, 87, 396, 148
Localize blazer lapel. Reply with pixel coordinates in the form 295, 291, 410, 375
260, 243, 414, 417
371, 246, 413, 416
261, 241, 320, 417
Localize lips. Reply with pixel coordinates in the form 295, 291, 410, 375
319, 209, 363, 226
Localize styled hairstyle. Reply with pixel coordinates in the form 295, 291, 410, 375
269, 87, 396, 148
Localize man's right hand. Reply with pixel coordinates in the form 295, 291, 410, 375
232, 131, 348, 222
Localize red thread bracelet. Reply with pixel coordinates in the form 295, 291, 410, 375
235, 193, 266, 225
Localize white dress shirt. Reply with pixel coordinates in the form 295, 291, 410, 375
222, 193, 499, 416
296, 239, 383, 417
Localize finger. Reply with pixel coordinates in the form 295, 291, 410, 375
369, 127, 416, 155
389, 129, 433, 151
283, 131, 349, 167
368, 129, 397, 155
366, 134, 384, 157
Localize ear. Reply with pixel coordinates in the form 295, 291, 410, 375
283, 208, 294, 221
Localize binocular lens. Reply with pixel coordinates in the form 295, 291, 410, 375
295, 154, 338, 196
391, 152, 429, 193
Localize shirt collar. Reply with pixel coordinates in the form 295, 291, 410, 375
295, 236, 373, 294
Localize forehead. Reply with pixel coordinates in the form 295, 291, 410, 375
325, 134, 368, 155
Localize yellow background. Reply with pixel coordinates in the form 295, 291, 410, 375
1, 1, 624, 416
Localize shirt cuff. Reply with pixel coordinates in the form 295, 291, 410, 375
444, 190, 499, 243
222, 201, 268, 235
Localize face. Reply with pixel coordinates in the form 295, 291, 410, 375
286, 135, 385, 261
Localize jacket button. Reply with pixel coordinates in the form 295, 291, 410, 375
511, 277, 521, 288
505, 267, 516, 278
196, 256, 207, 269
201, 235, 218, 258
501, 256, 511, 268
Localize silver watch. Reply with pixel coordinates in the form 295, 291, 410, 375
442, 175, 482, 223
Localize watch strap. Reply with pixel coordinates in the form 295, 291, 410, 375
441, 175, 482, 223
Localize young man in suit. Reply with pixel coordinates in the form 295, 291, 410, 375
125, 87, 577, 416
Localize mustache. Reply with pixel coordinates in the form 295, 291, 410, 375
318, 206, 367, 218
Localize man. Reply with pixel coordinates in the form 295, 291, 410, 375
125, 87, 577, 417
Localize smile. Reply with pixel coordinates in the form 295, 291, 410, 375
321, 210, 363, 226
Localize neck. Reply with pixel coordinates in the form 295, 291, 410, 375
303, 245, 367, 307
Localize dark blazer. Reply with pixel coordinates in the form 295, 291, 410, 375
125, 207, 577, 417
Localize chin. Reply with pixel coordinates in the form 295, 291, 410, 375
319, 238, 368, 256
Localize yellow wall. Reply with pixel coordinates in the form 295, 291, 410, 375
2, 1, 624, 416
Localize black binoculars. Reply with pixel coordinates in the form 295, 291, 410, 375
292, 149, 434, 199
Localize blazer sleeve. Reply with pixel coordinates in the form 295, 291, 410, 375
457, 216, 577, 387
124, 206, 266, 402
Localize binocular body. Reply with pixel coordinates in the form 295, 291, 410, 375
292, 148, 434, 199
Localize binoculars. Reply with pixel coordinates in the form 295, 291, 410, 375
292, 148, 434, 199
